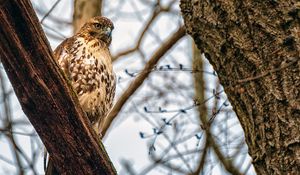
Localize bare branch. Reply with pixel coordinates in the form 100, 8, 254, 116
102, 26, 186, 137
40, 0, 62, 24
112, 0, 176, 61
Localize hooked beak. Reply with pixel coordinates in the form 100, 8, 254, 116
105, 27, 112, 37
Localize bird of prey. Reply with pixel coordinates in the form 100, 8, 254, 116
54, 16, 116, 135
46, 16, 115, 175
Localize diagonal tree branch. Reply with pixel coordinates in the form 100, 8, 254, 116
112, 0, 177, 61
102, 26, 186, 137
0, 0, 116, 174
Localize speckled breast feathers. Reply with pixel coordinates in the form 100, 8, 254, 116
54, 17, 115, 133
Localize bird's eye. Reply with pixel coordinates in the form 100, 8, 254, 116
94, 23, 101, 28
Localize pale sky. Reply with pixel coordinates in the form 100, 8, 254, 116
0, 0, 256, 175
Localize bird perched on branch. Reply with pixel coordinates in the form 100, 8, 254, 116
46, 16, 115, 175
54, 16, 116, 135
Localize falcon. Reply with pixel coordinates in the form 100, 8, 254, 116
54, 16, 116, 135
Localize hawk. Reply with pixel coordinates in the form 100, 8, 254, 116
54, 16, 116, 135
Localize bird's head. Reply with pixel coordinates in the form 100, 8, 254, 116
79, 16, 114, 46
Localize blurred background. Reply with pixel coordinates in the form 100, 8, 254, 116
0, 0, 256, 174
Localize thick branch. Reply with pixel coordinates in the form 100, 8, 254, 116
0, 1, 116, 174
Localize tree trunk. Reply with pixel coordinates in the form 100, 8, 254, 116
180, 1, 300, 174
0, 0, 116, 174
73, 0, 102, 33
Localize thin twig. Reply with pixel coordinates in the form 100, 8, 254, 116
0, 71, 25, 174
191, 138, 209, 175
102, 26, 186, 137
42, 23, 67, 39
112, 0, 175, 61
40, 0, 62, 24
210, 135, 242, 175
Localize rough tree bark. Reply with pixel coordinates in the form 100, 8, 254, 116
0, 0, 116, 174
180, 1, 300, 175
73, 0, 102, 33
